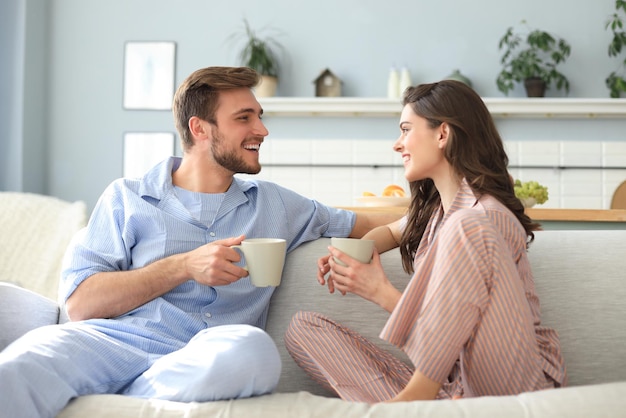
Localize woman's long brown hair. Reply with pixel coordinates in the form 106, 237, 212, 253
399, 80, 540, 274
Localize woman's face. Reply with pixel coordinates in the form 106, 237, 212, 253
393, 104, 447, 183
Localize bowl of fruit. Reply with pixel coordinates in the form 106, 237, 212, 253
356, 184, 411, 207
514, 179, 549, 208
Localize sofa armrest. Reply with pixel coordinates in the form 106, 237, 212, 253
0, 282, 60, 351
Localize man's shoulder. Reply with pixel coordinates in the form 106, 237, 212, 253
103, 177, 142, 196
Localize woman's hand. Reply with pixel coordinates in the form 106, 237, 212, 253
317, 253, 332, 285
324, 246, 402, 312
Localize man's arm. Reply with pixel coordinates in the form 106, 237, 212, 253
65, 236, 248, 321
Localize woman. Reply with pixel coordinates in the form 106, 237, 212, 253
284, 80, 567, 403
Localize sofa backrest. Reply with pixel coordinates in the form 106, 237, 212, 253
267, 230, 626, 396
526, 229, 626, 387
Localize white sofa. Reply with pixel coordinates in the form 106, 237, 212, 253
1, 193, 625, 417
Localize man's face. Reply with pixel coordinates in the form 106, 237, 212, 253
210, 88, 268, 175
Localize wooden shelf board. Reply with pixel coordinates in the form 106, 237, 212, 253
340, 206, 626, 222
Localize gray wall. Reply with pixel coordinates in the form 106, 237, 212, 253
1, 0, 622, 211
1, 0, 25, 192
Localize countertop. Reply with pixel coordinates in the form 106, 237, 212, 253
341, 206, 626, 223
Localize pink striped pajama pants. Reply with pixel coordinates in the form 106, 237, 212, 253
284, 311, 462, 403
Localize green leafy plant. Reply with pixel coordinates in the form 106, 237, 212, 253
496, 21, 571, 96
514, 179, 549, 207
606, 0, 626, 98
227, 19, 283, 78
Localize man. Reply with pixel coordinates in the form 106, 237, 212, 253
0, 66, 398, 418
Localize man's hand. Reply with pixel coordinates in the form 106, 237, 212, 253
184, 235, 249, 286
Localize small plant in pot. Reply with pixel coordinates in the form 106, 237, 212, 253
605, 0, 626, 98
496, 21, 571, 97
227, 19, 284, 97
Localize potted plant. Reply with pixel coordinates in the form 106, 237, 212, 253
228, 19, 284, 97
496, 21, 571, 97
606, 0, 626, 98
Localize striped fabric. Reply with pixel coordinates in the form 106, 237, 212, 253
286, 179, 566, 401
60, 156, 355, 346
285, 311, 414, 403
0, 156, 357, 417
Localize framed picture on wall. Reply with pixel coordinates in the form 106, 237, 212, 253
123, 132, 175, 178
123, 41, 176, 110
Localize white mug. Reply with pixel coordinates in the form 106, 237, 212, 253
330, 237, 375, 267
232, 238, 287, 287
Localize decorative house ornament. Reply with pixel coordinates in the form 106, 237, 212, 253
313, 68, 342, 97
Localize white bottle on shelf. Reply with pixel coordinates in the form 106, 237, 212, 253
399, 67, 412, 95
387, 67, 400, 99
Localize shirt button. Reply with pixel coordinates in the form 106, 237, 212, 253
205, 312, 212, 318
209, 232, 216, 237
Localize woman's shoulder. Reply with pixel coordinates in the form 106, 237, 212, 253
447, 195, 524, 234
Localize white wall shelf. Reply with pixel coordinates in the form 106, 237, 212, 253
259, 97, 626, 119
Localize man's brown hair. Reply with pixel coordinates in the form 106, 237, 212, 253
172, 66, 260, 150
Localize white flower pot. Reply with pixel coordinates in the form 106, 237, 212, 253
520, 197, 537, 208
254, 75, 278, 97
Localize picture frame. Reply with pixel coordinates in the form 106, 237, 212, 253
123, 41, 176, 110
123, 132, 175, 178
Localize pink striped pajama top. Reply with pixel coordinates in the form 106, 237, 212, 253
380, 179, 567, 397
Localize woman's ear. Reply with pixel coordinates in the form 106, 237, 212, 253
437, 122, 450, 149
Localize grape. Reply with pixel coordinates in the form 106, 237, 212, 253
514, 180, 549, 204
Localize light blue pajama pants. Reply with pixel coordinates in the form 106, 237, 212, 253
0, 322, 281, 418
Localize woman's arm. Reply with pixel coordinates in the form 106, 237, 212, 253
361, 218, 404, 253
349, 211, 404, 239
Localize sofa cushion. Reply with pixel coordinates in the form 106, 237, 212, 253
56, 381, 626, 418
0, 283, 60, 351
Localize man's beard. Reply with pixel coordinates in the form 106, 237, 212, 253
211, 128, 261, 175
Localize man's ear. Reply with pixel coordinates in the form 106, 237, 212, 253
189, 116, 210, 141
438, 122, 450, 149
